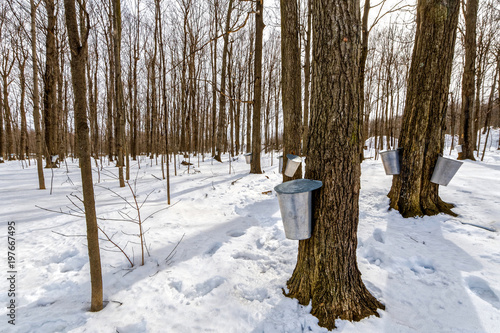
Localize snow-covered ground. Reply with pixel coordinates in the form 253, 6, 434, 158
1, 131, 500, 333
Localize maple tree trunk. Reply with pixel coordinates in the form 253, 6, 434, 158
285, 0, 383, 329
250, 0, 263, 174
458, 0, 478, 160
280, 0, 302, 180
388, 0, 460, 217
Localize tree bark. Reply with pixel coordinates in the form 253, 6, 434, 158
43, 0, 59, 167
280, 0, 302, 180
285, 0, 384, 329
458, 0, 478, 160
302, 0, 311, 153
112, 0, 125, 187
388, 0, 460, 217
63, 0, 103, 312
250, 0, 263, 174
30, 0, 46, 188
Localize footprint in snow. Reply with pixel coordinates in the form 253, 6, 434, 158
227, 230, 245, 238
205, 242, 223, 256
373, 228, 385, 244
184, 276, 226, 299
408, 256, 435, 276
465, 276, 500, 309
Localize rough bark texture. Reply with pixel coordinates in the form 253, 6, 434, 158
360, 0, 370, 154
64, 0, 103, 312
280, 0, 302, 180
458, 0, 478, 161
30, 0, 46, 188
112, 0, 125, 187
388, 0, 460, 217
250, 0, 263, 174
43, 0, 59, 167
215, 0, 233, 162
285, 0, 383, 329
302, 0, 311, 153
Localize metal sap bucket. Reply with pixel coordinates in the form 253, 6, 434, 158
456, 145, 462, 153
284, 154, 302, 177
430, 155, 463, 186
278, 155, 283, 173
380, 148, 401, 175
274, 179, 323, 240
244, 153, 252, 164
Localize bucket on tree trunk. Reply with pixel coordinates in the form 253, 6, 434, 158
274, 179, 323, 240
430, 155, 463, 186
278, 155, 283, 173
51, 155, 59, 163
380, 148, 402, 175
456, 145, 462, 153
284, 154, 302, 177
244, 153, 252, 164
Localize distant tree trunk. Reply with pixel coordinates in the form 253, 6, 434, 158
388, 0, 460, 217
250, 0, 263, 174
18, 53, 29, 160
0, 78, 3, 162
215, 0, 234, 162
43, 0, 59, 167
63, 0, 103, 312
112, 0, 126, 187
157, 0, 170, 204
30, 0, 46, 189
210, 23, 218, 157
280, 0, 302, 180
131, 1, 139, 161
1, 57, 14, 160
105, 61, 114, 162
481, 52, 499, 160
246, 32, 253, 153
458, 0, 478, 161
285, 0, 384, 329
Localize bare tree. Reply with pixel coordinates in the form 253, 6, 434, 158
388, 0, 460, 217
30, 0, 46, 188
285, 0, 384, 329
63, 0, 103, 312
458, 0, 479, 160
280, 0, 302, 180
250, 0, 263, 174
112, 0, 126, 187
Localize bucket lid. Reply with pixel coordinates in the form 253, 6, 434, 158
286, 154, 302, 163
274, 179, 323, 194
380, 148, 402, 155
244, 153, 252, 156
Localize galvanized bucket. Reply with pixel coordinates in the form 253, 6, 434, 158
274, 179, 323, 240
430, 155, 463, 186
456, 145, 462, 153
284, 154, 302, 177
244, 153, 252, 164
380, 149, 401, 175
278, 155, 283, 174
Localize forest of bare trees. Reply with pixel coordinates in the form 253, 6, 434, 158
0, 0, 498, 170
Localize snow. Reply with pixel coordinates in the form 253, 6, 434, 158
1, 130, 500, 332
